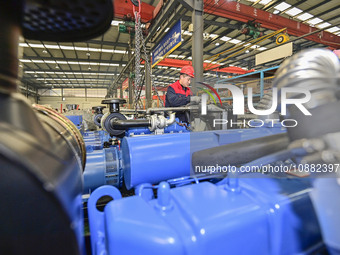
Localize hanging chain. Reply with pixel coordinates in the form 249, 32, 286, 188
134, 1, 164, 110
134, 10, 143, 112
141, 37, 164, 107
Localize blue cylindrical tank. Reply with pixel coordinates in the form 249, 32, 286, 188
122, 127, 285, 189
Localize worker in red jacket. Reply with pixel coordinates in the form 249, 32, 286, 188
165, 65, 195, 122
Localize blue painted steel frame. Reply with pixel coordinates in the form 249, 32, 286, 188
216, 66, 279, 99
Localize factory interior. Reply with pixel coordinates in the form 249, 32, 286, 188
1, 0, 340, 254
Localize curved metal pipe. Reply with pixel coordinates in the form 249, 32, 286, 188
146, 105, 198, 115
273, 48, 340, 141
166, 112, 176, 126
110, 118, 151, 130
274, 48, 339, 111
192, 133, 289, 168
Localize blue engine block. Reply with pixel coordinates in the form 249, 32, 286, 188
88, 177, 323, 255
83, 122, 340, 255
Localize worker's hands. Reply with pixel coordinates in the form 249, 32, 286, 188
190, 96, 201, 104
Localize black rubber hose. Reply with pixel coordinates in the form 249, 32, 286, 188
110, 118, 151, 130
192, 133, 289, 167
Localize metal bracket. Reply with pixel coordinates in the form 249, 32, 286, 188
176, 0, 203, 11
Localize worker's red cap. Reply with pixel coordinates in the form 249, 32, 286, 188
180, 65, 195, 78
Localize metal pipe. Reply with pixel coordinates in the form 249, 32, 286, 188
110, 118, 151, 130
192, 133, 289, 168
120, 109, 147, 113
145, 55, 152, 109
273, 48, 340, 141
146, 105, 198, 115
274, 48, 339, 110
166, 112, 176, 126
0, 1, 21, 93
192, 0, 204, 95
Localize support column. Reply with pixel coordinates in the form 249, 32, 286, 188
128, 36, 133, 108
85, 87, 87, 101
192, 0, 204, 95
119, 84, 123, 98
36, 88, 39, 104
145, 55, 152, 109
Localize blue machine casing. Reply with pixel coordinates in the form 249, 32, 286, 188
125, 119, 188, 136
84, 130, 110, 150
121, 127, 286, 189
88, 177, 323, 255
83, 146, 122, 194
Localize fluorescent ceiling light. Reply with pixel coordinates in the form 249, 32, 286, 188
182, 30, 192, 36
316, 22, 331, 29
19, 43, 122, 54
44, 60, 57, 64
274, 2, 291, 11
259, 0, 272, 5
23, 59, 120, 66
111, 21, 123, 26
297, 13, 313, 21
221, 36, 231, 42
326, 27, 340, 33
273, 10, 280, 14
229, 39, 241, 44
25, 71, 116, 76
307, 18, 323, 25
46, 84, 103, 86
285, 7, 302, 16
259, 47, 267, 51
37, 78, 108, 82
32, 60, 44, 63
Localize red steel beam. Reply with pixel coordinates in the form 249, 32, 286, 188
114, 1, 155, 23
144, 58, 253, 74
204, 1, 340, 49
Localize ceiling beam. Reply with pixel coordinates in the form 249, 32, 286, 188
145, 58, 252, 74
204, 0, 340, 49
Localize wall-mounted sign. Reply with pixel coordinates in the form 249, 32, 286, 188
152, 19, 182, 67
255, 42, 293, 66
